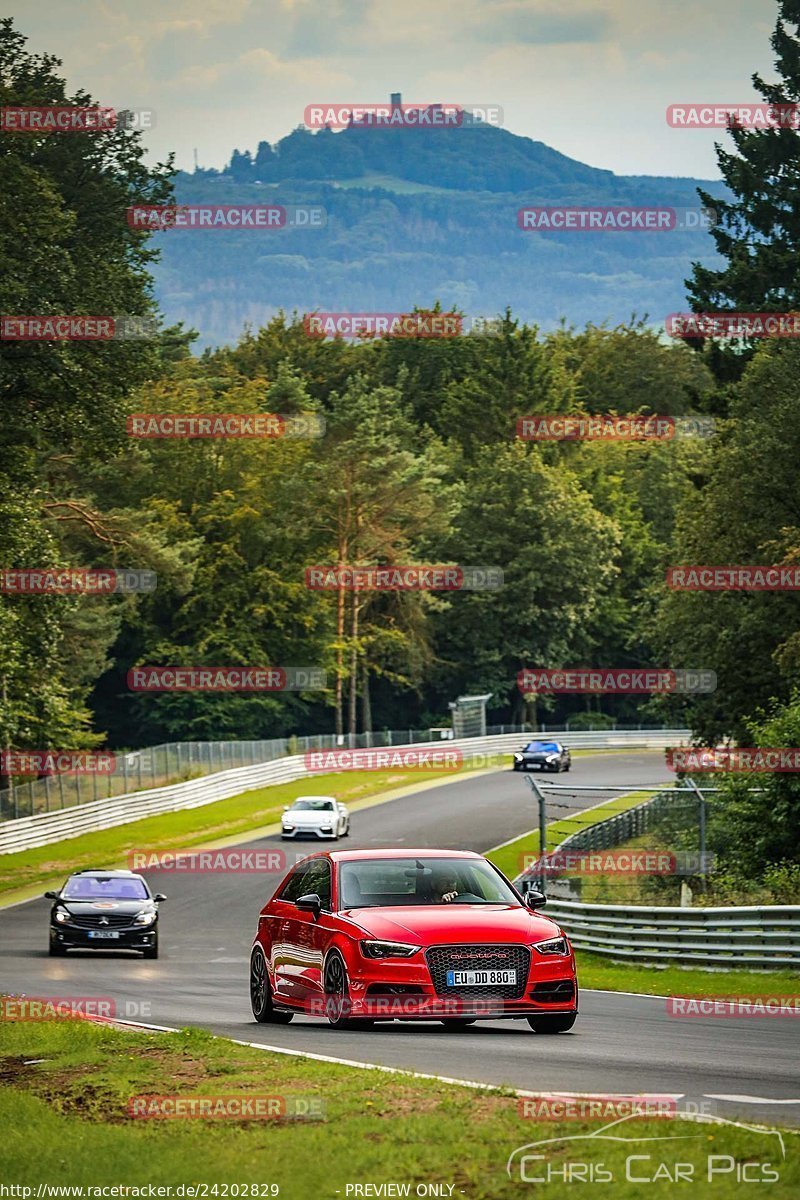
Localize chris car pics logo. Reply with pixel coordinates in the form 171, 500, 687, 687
506, 1112, 785, 1184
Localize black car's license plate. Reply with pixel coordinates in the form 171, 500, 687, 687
88, 930, 120, 939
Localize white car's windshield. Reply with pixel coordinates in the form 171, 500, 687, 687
338, 857, 519, 908
293, 799, 335, 811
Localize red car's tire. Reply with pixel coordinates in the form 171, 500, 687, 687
250, 946, 293, 1024
323, 950, 367, 1028
526, 1013, 576, 1033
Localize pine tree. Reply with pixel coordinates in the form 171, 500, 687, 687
687, 0, 800, 359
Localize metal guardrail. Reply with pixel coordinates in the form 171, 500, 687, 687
0, 725, 536, 820
510, 786, 800, 967
0, 728, 689, 855
541, 898, 800, 968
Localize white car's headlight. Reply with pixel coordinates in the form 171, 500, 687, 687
54, 909, 72, 924
134, 910, 157, 926
283, 822, 295, 830
360, 940, 421, 959
533, 936, 569, 956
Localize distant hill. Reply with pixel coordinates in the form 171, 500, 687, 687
152, 114, 727, 347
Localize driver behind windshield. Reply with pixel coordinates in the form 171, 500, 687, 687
431, 870, 460, 904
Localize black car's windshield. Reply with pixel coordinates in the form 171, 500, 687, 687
338, 857, 520, 909
293, 799, 335, 811
525, 741, 560, 752
62, 876, 149, 901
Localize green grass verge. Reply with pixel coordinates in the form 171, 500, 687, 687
575, 951, 800, 996
486, 789, 653, 880
0, 765, 475, 899
1, 1016, 797, 1198
486, 791, 800, 993
0, 748, 634, 902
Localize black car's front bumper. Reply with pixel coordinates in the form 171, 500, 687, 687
50, 925, 157, 950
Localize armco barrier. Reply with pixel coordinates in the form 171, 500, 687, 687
539, 898, 800, 969
0, 729, 688, 855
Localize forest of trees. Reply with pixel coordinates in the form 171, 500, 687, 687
2, 4, 800, 890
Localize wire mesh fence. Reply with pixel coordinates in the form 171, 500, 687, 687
0, 723, 543, 820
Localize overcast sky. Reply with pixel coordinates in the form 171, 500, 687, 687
6, 0, 782, 178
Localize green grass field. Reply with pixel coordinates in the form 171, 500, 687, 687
0, 764, 475, 900
485, 792, 800, 997
0, 748, 628, 902
486, 789, 652, 879
1, 1016, 797, 1199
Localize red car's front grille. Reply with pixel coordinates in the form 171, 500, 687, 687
425, 943, 531, 999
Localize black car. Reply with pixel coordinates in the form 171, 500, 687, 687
46, 869, 166, 958
513, 740, 571, 773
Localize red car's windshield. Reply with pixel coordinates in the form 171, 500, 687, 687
338, 857, 520, 908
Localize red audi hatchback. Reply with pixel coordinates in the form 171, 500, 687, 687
250, 848, 578, 1032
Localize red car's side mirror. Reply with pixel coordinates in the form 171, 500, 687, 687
295, 893, 322, 918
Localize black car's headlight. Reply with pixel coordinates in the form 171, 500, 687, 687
133, 910, 157, 926
54, 909, 72, 924
360, 940, 421, 959
534, 936, 569, 956
514, 753, 523, 760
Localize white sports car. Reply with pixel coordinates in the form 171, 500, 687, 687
280, 795, 350, 840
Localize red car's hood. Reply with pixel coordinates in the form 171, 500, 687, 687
343, 903, 563, 945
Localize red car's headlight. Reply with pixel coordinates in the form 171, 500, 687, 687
360, 940, 421, 959
533, 936, 569, 956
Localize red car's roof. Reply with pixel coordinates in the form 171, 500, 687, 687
326, 848, 484, 862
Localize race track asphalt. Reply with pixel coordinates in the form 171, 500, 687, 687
2, 751, 798, 1127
